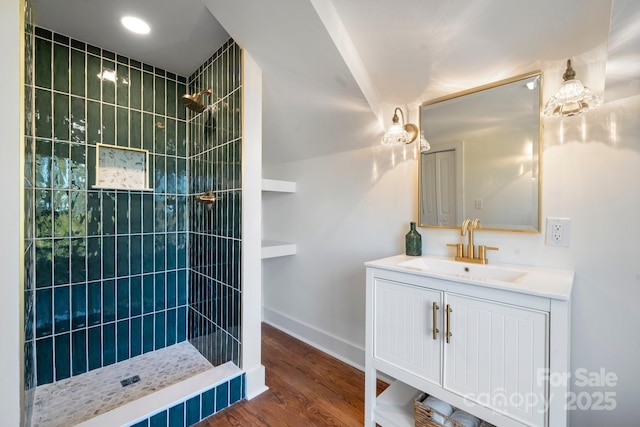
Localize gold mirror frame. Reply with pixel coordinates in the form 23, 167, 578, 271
418, 71, 543, 232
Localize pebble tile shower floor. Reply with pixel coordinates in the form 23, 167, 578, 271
31, 342, 213, 427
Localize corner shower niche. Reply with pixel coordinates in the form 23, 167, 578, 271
25, 25, 246, 427
261, 179, 297, 259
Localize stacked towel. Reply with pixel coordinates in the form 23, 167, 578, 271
444, 409, 481, 427
424, 396, 454, 425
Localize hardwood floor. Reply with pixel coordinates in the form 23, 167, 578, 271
196, 323, 387, 426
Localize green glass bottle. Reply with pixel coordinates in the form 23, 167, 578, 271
405, 222, 422, 256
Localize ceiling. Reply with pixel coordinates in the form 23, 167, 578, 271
31, 0, 640, 163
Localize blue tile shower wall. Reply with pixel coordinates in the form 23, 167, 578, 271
188, 41, 242, 367
29, 26, 189, 385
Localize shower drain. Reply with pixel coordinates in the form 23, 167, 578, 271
120, 375, 141, 387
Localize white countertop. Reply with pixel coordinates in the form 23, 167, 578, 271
365, 254, 574, 300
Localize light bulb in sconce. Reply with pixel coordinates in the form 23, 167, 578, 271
419, 131, 431, 153
381, 107, 418, 146
543, 59, 601, 117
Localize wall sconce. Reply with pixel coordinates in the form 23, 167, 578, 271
543, 59, 601, 117
381, 107, 418, 146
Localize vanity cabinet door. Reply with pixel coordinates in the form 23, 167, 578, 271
373, 278, 443, 386
443, 293, 548, 426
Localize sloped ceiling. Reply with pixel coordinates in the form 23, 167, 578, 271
31, 0, 639, 163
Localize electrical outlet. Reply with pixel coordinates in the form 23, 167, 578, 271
546, 218, 571, 247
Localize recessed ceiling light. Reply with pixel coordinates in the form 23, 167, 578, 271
121, 16, 150, 35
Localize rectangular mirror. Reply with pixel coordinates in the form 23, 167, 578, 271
419, 72, 542, 232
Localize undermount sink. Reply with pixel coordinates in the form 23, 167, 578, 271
399, 257, 527, 283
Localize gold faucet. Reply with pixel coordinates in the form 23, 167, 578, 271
447, 218, 498, 264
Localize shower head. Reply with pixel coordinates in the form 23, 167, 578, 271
181, 88, 212, 113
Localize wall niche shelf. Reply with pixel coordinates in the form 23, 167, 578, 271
262, 178, 297, 259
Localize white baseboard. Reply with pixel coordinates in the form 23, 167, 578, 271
262, 307, 365, 371
244, 364, 269, 400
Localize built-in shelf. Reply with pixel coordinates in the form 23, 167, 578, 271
261, 240, 297, 259
374, 381, 421, 427
262, 179, 296, 193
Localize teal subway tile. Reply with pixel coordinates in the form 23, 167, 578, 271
154, 273, 166, 311
87, 281, 102, 326
130, 193, 142, 234
177, 270, 187, 306
53, 43, 69, 93
149, 411, 167, 427
130, 110, 142, 149
87, 145, 96, 185
35, 89, 52, 138
142, 112, 154, 151
70, 48, 85, 97
103, 279, 116, 323
130, 235, 142, 276
129, 68, 141, 110
168, 402, 184, 427
116, 64, 129, 107
54, 333, 71, 381
117, 107, 129, 146
166, 271, 177, 309
154, 76, 165, 116
142, 314, 154, 353
86, 237, 101, 281
201, 388, 214, 419
102, 104, 115, 144
87, 326, 102, 371
215, 381, 228, 412
130, 276, 142, 316
177, 159, 187, 195
53, 286, 70, 333
154, 311, 165, 350
166, 118, 176, 156
70, 238, 86, 283
53, 141, 70, 188
166, 199, 177, 238
166, 157, 177, 195
36, 337, 54, 385
142, 72, 154, 113
117, 236, 130, 277
230, 375, 243, 404
154, 116, 166, 155
71, 283, 86, 329
35, 288, 52, 338
35, 37, 52, 88
142, 274, 154, 314
70, 143, 86, 188
177, 120, 186, 156
86, 100, 101, 144
86, 191, 100, 236
177, 83, 187, 121
185, 395, 200, 426
154, 194, 166, 233
154, 233, 166, 271
131, 420, 148, 427
35, 139, 52, 188
102, 236, 115, 279
177, 234, 186, 269
130, 316, 142, 358
35, 241, 52, 288
53, 190, 70, 237
117, 320, 129, 362
117, 278, 130, 320
72, 329, 87, 376
103, 323, 116, 366
102, 60, 116, 104
166, 308, 176, 346
53, 238, 70, 285
142, 193, 154, 233
86, 54, 101, 101
86, 44, 100, 56
103, 50, 115, 60
35, 190, 53, 238
177, 307, 186, 342
167, 80, 177, 118
70, 191, 86, 236
142, 235, 154, 274
116, 192, 129, 234
102, 191, 115, 234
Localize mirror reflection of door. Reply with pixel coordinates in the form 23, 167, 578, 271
421, 150, 457, 226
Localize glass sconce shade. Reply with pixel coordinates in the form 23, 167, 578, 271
543, 60, 601, 117
381, 107, 418, 146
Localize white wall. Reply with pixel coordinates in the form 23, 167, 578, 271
262, 93, 640, 425
0, 0, 23, 425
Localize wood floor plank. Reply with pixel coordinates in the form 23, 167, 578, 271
196, 323, 387, 426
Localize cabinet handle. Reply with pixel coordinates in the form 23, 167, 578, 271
445, 304, 453, 344
432, 302, 440, 340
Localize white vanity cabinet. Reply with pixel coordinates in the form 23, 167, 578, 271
365, 255, 574, 427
